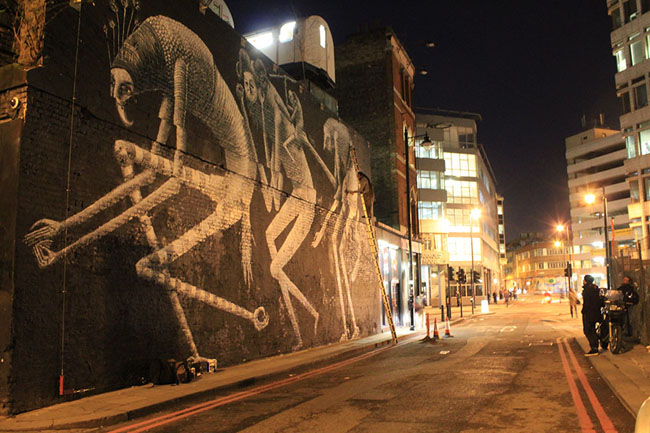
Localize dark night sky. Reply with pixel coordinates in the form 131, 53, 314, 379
227, 0, 619, 241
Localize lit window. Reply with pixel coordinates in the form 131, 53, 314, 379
247, 32, 274, 49
418, 202, 443, 220
279, 21, 296, 43
616, 49, 627, 72
319, 25, 326, 48
626, 135, 637, 159
443, 152, 477, 177
631, 39, 644, 66
641, 129, 650, 155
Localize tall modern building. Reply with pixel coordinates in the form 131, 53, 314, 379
565, 127, 633, 288
607, 0, 650, 256
415, 111, 504, 307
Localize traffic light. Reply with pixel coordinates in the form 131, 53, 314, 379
458, 269, 466, 284
567, 263, 572, 278
448, 266, 456, 281
473, 270, 481, 283
564, 267, 569, 277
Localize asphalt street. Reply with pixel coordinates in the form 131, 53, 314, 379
97, 298, 636, 433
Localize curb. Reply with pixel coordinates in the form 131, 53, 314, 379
573, 335, 638, 418
0, 334, 412, 431
0, 318, 474, 431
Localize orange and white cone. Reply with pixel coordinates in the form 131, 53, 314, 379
443, 318, 452, 338
433, 317, 440, 340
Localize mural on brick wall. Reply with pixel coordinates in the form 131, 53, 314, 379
22, 5, 369, 366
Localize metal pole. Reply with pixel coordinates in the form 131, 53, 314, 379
603, 186, 611, 289
470, 223, 475, 314
405, 128, 415, 331
566, 225, 573, 295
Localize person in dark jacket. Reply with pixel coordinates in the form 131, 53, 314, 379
618, 276, 640, 306
582, 275, 604, 356
617, 275, 640, 336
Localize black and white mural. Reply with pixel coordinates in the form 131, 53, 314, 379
9, 0, 378, 410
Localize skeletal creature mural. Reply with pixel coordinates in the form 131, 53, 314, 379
312, 118, 362, 341
236, 50, 336, 349
24, 14, 270, 361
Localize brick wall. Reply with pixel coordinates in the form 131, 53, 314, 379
1, 1, 381, 413
335, 29, 401, 229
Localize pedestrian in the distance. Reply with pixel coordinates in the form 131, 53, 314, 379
568, 288, 579, 318
492, 292, 497, 304
504, 290, 510, 307
582, 275, 604, 356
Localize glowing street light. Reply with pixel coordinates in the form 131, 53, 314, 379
554, 240, 561, 248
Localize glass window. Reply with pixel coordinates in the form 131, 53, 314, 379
627, 135, 637, 158
631, 39, 644, 65
624, 0, 638, 23
621, 91, 631, 113
645, 178, 650, 201
641, 129, 650, 155
279, 21, 296, 43
643, 0, 650, 13
446, 179, 478, 204
631, 180, 640, 202
612, 7, 622, 30
418, 202, 443, 220
417, 170, 442, 189
319, 25, 326, 48
635, 84, 648, 108
616, 49, 627, 72
443, 152, 477, 177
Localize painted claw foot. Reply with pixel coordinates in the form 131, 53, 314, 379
253, 306, 270, 331
350, 326, 360, 339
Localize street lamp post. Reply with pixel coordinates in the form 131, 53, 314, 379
470, 208, 481, 315
557, 224, 574, 297
404, 128, 431, 331
585, 187, 610, 289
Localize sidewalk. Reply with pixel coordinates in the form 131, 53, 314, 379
0, 316, 468, 432
568, 322, 650, 417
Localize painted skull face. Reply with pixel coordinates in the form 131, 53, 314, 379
243, 71, 257, 104
110, 68, 135, 127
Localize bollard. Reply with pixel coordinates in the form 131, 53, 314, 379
426, 313, 430, 338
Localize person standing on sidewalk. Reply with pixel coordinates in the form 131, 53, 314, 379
568, 288, 579, 318
582, 275, 604, 356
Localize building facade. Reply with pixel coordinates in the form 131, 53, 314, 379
511, 235, 572, 294
565, 127, 634, 288
415, 111, 504, 308
335, 27, 423, 327
608, 0, 650, 257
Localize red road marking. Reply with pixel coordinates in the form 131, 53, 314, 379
562, 338, 618, 433
557, 337, 597, 433
108, 337, 415, 433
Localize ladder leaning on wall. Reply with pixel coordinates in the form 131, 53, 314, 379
349, 146, 398, 345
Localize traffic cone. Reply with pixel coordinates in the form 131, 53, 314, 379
433, 317, 440, 340
444, 316, 454, 338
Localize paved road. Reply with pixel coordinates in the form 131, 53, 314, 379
102, 299, 636, 433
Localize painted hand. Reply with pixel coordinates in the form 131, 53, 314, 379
25, 219, 62, 246
32, 240, 57, 268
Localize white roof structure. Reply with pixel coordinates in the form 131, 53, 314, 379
244, 16, 335, 85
